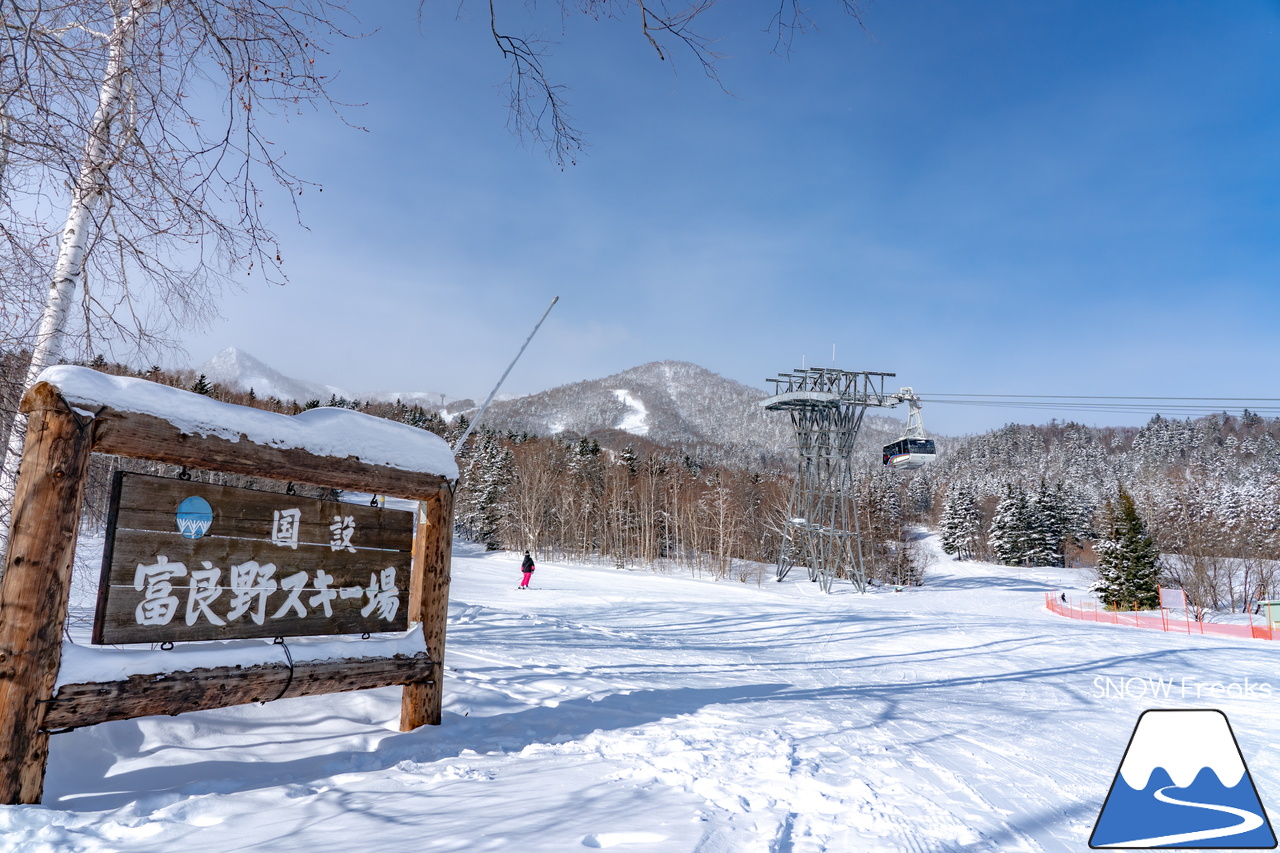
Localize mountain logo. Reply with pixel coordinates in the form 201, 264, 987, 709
1090, 709, 1276, 848
175, 496, 214, 539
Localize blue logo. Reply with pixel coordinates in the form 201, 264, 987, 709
1091, 709, 1276, 848
175, 496, 214, 539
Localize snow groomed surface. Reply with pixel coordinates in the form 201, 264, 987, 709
6, 535, 1279, 851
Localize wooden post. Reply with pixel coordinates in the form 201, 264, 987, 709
0, 386, 95, 804
401, 485, 454, 729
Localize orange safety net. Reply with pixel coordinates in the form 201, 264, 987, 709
1044, 593, 1276, 642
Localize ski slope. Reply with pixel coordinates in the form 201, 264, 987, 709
5, 535, 1279, 852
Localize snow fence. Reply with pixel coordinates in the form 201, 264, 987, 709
1046, 593, 1277, 642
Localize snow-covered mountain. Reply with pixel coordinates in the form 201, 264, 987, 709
199, 348, 349, 404
199, 348, 452, 409
196, 349, 916, 468
472, 361, 912, 467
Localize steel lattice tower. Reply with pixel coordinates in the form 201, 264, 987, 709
763, 368, 899, 593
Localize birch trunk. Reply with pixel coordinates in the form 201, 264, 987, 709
0, 3, 147, 552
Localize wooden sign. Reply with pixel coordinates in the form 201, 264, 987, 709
93, 473, 414, 644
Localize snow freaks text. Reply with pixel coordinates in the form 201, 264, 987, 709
1093, 676, 1274, 701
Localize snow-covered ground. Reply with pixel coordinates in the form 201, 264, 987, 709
5, 535, 1279, 852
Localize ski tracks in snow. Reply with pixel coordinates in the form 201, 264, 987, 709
557, 704, 1037, 852
29, 538, 1277, 852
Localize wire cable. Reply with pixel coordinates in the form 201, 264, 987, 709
922, 393, 1280, 401
913, 393, 1280, 419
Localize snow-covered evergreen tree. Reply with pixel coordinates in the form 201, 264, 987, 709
620, 444, 639, 477
939, 483, 982, 560
1092, 484, 1161, 610
456, 429, 513, 550
989, 484, 1033, 566
1026, 480, 1065, 568
906, 474, 932, 518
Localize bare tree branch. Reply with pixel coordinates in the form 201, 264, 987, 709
431, 0, 867, 165
770, 0, 869, 56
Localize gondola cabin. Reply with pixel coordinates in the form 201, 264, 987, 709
882, 437, 936, 469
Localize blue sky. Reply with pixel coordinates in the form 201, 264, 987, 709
178, 1, 1280, 435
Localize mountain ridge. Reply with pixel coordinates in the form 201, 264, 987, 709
199, 347, 453, 409
197, 348, 914, 468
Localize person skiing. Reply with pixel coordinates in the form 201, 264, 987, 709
519, 551, 535, 589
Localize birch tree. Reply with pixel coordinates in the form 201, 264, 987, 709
0, 0, 355, 540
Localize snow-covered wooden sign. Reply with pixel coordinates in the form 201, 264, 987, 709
0, 367, 457, 805
93, 474, 413, 644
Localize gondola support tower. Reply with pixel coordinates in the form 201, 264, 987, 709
762, 368, 912, 593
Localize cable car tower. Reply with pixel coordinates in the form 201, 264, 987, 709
763, 368, 907, 593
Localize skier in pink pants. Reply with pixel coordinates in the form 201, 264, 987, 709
519, 551, 535, 589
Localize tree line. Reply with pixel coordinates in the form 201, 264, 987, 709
931, 414, 1280, 613
451, 428, 935, 586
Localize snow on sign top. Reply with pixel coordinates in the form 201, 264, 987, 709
36, 365, 459, 480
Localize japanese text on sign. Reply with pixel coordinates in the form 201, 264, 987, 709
94, 474, 414, 644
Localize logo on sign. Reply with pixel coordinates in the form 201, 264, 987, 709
175, 496, 214, 539
1090, 709, 1276, 849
